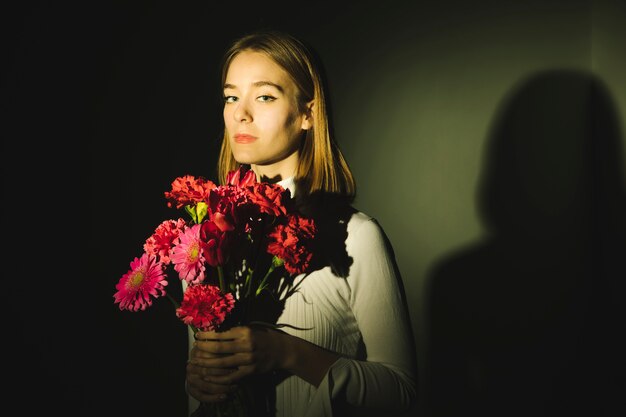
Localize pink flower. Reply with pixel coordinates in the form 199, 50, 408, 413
114, 253, 168, 311
164, 175, 216, 209
170, 224, 207, 285
176, 284, 235, 331
143, 218, 187, 265
267, 214, 317, 275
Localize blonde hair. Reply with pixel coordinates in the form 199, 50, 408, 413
217, 30, 356, 200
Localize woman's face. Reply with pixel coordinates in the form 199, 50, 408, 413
223, 50, 312, 181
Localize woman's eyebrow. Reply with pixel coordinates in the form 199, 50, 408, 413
223, 81, 284, 93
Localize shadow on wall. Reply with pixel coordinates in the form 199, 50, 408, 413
424, 69, 626, 417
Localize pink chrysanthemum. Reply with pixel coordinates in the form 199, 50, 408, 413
170, 224, 207, 284
113, 253, 168, 311
143, 218, 187, 265
176, 284, 235, 331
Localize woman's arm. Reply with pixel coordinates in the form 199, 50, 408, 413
187, 216, 417, 414
306, 216, 418, 414
189, 325, 340, 388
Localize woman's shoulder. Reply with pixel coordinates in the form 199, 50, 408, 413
346, 209, 374, 230
344, 209, 401, 283
345, 209, 387, 244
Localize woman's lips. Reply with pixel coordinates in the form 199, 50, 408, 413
234, 133, 258, 144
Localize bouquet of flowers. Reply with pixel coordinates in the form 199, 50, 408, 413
113, 166, 317, 416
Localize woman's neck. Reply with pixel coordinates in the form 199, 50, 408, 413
251, 152, 298, 184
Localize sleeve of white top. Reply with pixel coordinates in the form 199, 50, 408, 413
305, 217, 418, 416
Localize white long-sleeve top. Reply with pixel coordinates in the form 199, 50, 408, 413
186, 178, 417, 416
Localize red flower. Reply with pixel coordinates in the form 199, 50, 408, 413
209, 185, 273, 238
143, 218, 187, 265
164, 175, 216, 209
226, 166, 257, 187
267, 214, 317, 275
200, 220, 229, 267
248, 183, 291, 217
176, 284, 235, 331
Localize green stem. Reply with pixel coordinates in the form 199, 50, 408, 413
165, 289, 200, 335
255, 263, 276, 296
217, 265, 225, 293
243, 267, 253, 297
166, 293, 180, 309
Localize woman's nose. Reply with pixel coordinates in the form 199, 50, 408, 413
233, 100, 252, 123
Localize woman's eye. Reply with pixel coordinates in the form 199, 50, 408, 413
224, 96, 237, 103
257, 95, 276, 102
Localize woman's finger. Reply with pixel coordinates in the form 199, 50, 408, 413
200, 365, 253, 384
194, 339, 252, 354
192, 347, 232, 359
187, 376, 238, 403
187, 362, 236, 376
195, 326, 250, 342
190, 352, 254, 369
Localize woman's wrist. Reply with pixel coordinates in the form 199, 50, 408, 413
277, 330, 297, 372
276, 331, 340, 387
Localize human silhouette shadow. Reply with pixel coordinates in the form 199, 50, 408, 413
425, 69, 626, 417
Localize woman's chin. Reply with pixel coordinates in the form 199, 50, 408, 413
232, 154, 257, 165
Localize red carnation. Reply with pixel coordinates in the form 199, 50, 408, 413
248, 182, 291, 217
267, 214, 317, 275
165, 175, 216, 209
143, 218, 187, 265
208, 185, 252, 229
175, 284, 235, 331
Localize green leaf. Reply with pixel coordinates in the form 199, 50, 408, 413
195, 201, 208, 223
184, 205, 198, 223
272, 256, 284, 268
183, 201, 208, 224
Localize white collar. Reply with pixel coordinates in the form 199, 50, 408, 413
277, 177, 296, 198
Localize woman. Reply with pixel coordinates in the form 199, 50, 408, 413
185, 30, 417, 417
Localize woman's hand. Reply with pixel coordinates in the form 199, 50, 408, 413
188, 326, 290, 392
186, 324, 341, 402
186, 343, 239, 403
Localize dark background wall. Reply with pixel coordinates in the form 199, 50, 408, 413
4, 1, 624, 416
